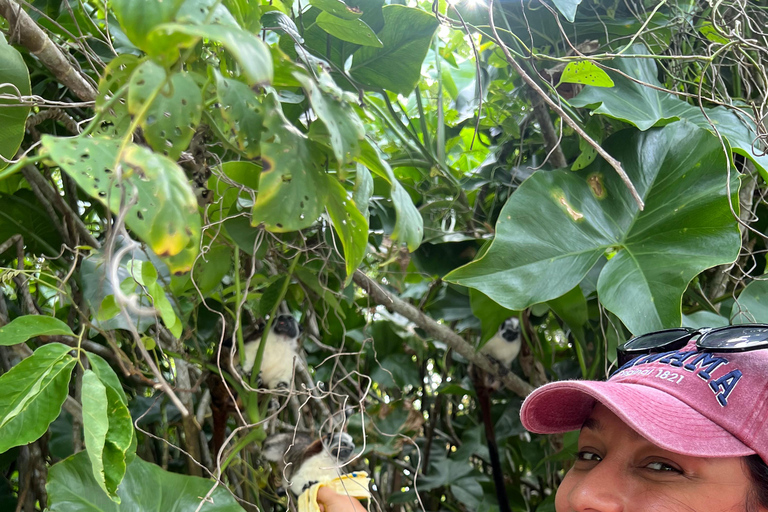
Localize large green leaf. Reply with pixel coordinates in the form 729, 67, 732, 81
112, 0, 185, 52
47, 451, 245, 511
571, 44, 768, 178
296, 70, 365, 167
252, 93, 326, 232
310, 0, 364, 19
41, 136, 201, 274
445, 122, 741, 334
0, 343, 76, 453
349, 5, 437, 94
731, 277, 768, 324
151, 23, 273, 86
357, 140, 423, 251
0, 34, 31, 171
0, 316, 74, 346
127, 61, 202, 160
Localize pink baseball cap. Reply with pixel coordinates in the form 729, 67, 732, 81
520, 339, 768, 462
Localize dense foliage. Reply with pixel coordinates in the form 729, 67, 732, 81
1, 0, 767, 510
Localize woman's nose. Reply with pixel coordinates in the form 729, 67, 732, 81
566, 463, 625, 512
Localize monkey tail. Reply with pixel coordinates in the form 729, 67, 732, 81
472, 366, 512, 512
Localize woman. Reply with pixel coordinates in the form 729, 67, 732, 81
319, 326, 768, 512
521, 325, 768, 511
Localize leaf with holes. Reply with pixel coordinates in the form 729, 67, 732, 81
296, 71, 365, 167
151, 23, 273, 86
215, 72, 264, 158
0, 34, 31, 171
445, 122, 741, 334
324, 175, 368, 281
316, 13, 382, 47
41, 136, 201, 274
95, 54, 139, 138
558, 61, 614, 88
0, 343, 76, 453
252, 93, 327, 232
127, 61, 202, 160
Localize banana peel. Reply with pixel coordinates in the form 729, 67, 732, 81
298, 472, 371, 512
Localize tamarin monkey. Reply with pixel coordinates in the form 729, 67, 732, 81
471, 317, 522, 512
208, 315, 302, 454
263, 431, 356, 496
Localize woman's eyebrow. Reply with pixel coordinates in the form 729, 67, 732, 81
581, 417, 602, 432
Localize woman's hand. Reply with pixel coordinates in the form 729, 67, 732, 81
316, 487, 368, 512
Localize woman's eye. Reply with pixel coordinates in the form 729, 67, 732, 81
576, 451, 602, 462
645, 461, 682, 473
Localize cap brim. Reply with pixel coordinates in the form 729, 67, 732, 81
520, 380, 755, 458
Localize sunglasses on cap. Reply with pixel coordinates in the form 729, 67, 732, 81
616, 324, 768, 367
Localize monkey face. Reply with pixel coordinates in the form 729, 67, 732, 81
499, 317, 520, 342
321, 432, 355, 461
273, 315, 300, 338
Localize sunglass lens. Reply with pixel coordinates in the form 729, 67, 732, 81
622, 328, 694, 351
699, 325, 768, 350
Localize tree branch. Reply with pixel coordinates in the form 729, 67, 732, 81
0, 0, 97, 102
352, 271, 535, 397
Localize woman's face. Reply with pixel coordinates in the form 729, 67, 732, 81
555, 403, 762, 512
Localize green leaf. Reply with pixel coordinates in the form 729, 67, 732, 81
349, 5, 437, 94
731, 277, 768, 324
0, 34, 31, 171
252, 93, 326, 232
214, 72, 264, 158
445, 122, 741, 334
259, 276, 288, 317
293, 266, 345, 317
85, 353, 128, 405
571, 44, 768, 178
310, 0, 363, 20
551, 0, 582, 23
558, 61, 614, 87
146, 281, 181, 337
176, 0, 239, 26
97, 295, 120, 322
47, 451, 245, 511
152, 23, 273, 86
0, 316, 74, 346
0, 190, 63, 260
0, 343, 76, 453
188, 244, 233, 296
357, 140, 423, 251
469, 289, 515, 345
81, 371, 114, 500
127, 61, 203, 160
95, 55, 139, 138
41, 136, 201, 274
699, 22, 729, 44
547, 285, 588, 347
353, 165, 373, 223
323, 175, 368, 281
316, 13, 382, 47
296, 71, 365, 167
112, 0, 185, 52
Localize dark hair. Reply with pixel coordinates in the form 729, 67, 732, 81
745, 455, 768, 510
